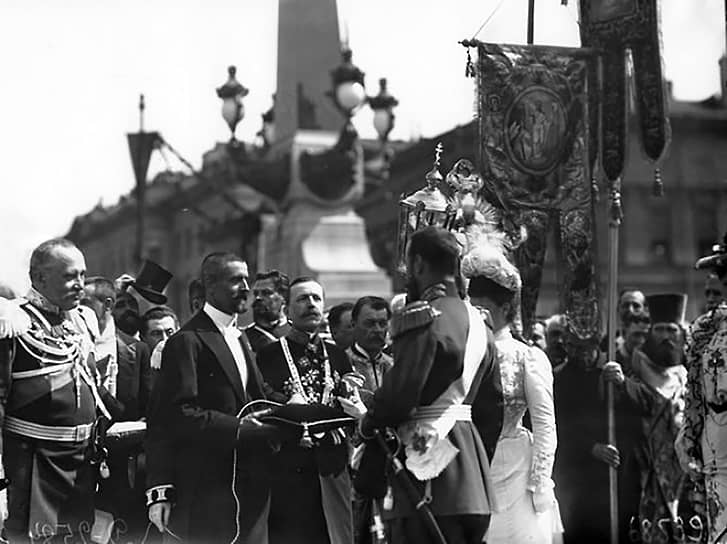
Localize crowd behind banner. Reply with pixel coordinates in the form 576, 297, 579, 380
0, 233, 725, 544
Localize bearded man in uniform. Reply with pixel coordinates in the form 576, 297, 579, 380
359, 226, 497, 544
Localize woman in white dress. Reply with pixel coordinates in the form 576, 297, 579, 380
461, 244, 563, 544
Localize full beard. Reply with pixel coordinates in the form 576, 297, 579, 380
253, 305, 279, 324
405, 274, 420, 302
642, 337, 684, 368
115, 310, 140, 336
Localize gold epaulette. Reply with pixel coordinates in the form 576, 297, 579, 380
390, 300, 440, 339
0, 298, 31, 339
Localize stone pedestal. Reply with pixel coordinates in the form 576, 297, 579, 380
259, 207, 391, 306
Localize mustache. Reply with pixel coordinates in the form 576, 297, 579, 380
303, 310, 321, 318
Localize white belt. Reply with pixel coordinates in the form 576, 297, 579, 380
4, 416, 94, 443
12, 363, 74, 380
411, 404, 472, 422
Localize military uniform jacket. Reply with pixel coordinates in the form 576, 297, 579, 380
0, 297, 98, 430
0, 293, 103, 540
346, 343, 393, 399
244, 320, 291, 353
365, 281, 498, 518
256, 331, 354, 544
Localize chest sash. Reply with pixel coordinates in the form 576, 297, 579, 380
399, 301, 488, 481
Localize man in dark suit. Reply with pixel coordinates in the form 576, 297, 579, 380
145, 252, 273, 543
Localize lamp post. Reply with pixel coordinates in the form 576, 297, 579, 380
368, 77, 399, 182
216, 65, 249, 144
329, 48, 367, 141
369, 78, 398, 144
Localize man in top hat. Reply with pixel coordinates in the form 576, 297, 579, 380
115, 259, 173, 317
603, 293, 696, 543
359, 226, 497, 544
244, 270, 291, 353
0, 239, 111, 542
255, 276, 355, 544
676, 236, 727, 544
145, 252, 273, 543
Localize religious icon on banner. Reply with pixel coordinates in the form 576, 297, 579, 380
472, 41, 600, 344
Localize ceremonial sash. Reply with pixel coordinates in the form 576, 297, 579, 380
280, 337, 333, 405
398, 301, 488, 481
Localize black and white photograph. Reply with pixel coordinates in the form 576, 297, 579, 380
0, 0, 726, 542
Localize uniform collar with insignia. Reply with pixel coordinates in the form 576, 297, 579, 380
26, 287, 64, 317
351, 342, 383, 363
420, 280, 458, 302
287, 326, 319, 347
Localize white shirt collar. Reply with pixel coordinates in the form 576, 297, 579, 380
204, 302, 237, 332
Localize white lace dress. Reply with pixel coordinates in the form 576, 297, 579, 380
486, 326, 564, 544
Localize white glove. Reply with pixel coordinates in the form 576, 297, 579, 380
337, 393, 367, 419
114, 273, 136, 293
531, 487, 555, 514
287, 392, 308, 405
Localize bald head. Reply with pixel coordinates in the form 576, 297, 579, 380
29, 238, 86, 310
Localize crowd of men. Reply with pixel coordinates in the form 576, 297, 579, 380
0, 230, 726, 543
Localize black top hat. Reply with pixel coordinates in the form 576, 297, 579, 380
131, 260, 173, 305
646, 293, 687, 324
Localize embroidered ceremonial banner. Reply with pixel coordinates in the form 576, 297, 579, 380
580, 0, 671, 184
473, 42, 600, 343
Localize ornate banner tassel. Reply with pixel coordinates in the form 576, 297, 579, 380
299, 422, 314, 448
465, 48, 475, 78
652, 167, 664, 197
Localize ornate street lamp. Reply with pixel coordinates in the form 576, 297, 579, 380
216, 65, 249, 143
396, 143, 456, 274
368, 78, 398, 143
366, 77, 399, 183
329, 48, 367, 136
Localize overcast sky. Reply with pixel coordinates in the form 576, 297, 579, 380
0, 0, 724, 292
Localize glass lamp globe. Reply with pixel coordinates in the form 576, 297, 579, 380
336, 81, 366, 114
221, 97, 243, 130
373, 109, 393, 140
